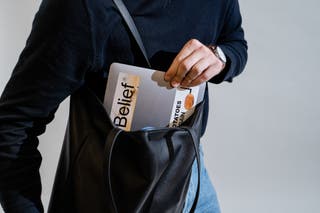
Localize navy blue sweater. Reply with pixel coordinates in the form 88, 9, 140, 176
0, 0, 247, 212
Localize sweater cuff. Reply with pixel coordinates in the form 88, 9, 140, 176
208, 44, 235, 84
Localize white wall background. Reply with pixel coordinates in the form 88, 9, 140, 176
1, 0, 319, 212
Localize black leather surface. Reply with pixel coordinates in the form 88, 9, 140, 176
48, 86, 204, 213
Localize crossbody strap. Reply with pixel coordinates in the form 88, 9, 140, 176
112, 0, 151, 68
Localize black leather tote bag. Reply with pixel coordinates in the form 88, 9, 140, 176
48, 0, 205, 212
48, 88, 204, 213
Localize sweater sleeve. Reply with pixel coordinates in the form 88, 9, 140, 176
209, 0, 248, 84
0, 0, 94, 212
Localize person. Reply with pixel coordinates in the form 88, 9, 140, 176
0, 0, 247, 212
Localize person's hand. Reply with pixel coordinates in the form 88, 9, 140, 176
164, 39, 225, 87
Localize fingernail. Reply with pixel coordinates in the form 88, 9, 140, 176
171, 81, 180, 88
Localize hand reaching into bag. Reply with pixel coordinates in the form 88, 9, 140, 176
164, 39, 226, 88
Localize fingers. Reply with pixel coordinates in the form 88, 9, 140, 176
173, 45, 211, 86
188, 67, 214, 87
180, 57, 211, 86
165, 39, 225, 88
188, 62, 222, 87
164, 39, 202, 86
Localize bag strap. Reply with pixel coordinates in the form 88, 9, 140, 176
182, 127, 201, 213
112, 0, 151, 68
103, 128, 123, 213
104, 127, 201, 213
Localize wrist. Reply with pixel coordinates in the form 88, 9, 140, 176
207, 45, 227, 70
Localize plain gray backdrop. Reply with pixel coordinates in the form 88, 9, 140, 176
1, 0, 319, 212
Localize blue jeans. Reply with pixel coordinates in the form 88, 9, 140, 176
183, 147, 221, 213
